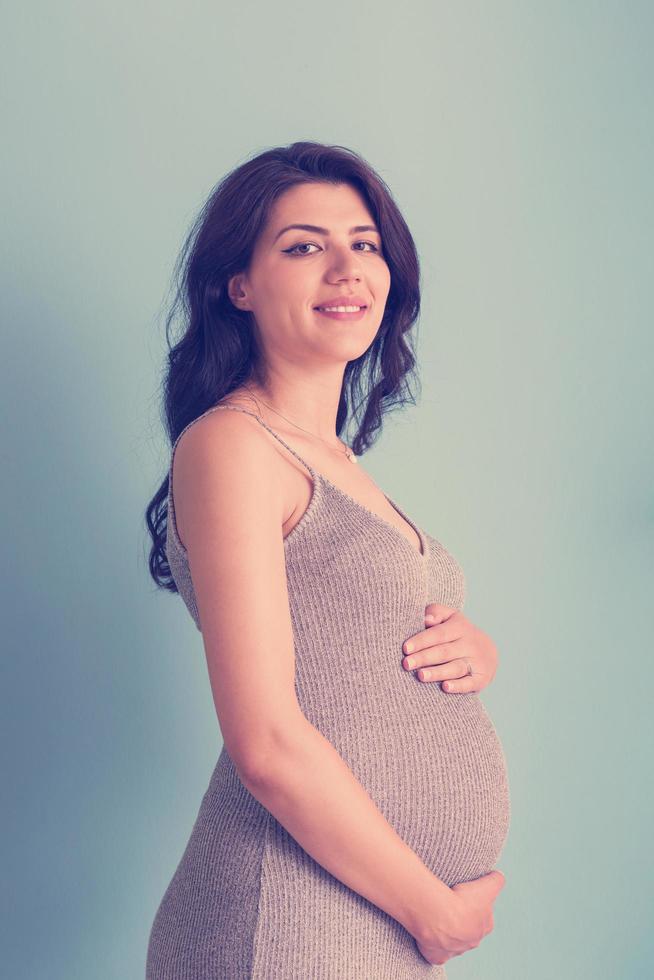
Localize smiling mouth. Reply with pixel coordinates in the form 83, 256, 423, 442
314, 305, 367, 312
313, 306, 368, 320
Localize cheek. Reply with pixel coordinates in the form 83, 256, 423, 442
375, 259, 391, 290
278, 269, 316, 307
373, 265, 392, 307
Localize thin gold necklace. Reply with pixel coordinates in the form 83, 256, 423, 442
241, 385, 357, 463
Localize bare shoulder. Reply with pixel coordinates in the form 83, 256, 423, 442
171, 404, 291, 550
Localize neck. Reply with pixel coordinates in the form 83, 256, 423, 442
243, 368, 345, 443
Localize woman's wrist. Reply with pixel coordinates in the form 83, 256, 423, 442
398, 868, 454, 942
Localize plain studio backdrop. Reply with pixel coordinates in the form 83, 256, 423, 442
1, 2, 652, 978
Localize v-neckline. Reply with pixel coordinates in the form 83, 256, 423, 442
313, 471, 428, 560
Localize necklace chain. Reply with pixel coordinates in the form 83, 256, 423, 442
241, 384, 357, 463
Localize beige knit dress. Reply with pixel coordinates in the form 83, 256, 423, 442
145, 404, 511, 979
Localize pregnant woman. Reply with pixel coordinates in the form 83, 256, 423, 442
144, 141, 510, 978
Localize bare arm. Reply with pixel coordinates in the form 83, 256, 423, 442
242, 712, 452, 939
172, 410, 451, 942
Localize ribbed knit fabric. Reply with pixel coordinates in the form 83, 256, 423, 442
146, 404, 511, 980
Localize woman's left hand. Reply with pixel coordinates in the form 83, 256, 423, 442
401, 604, 498, 694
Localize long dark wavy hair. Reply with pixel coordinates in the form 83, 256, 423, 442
145, 140, 422, 593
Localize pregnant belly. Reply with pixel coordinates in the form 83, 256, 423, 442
303, 685, 511, 889
381, 693, 512, 887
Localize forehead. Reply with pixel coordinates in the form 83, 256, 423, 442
265, 182, 375, 234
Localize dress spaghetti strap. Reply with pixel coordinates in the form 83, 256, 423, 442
209, 403, 319, 480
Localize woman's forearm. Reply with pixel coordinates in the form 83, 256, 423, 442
239, 714, 452, 943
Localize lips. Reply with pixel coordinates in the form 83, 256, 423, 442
314, 307, 368, 322
313, 295, 369, 310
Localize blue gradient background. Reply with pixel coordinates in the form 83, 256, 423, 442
2, 3, 652, 978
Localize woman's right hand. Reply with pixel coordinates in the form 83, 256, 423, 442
414, 870, 506, 966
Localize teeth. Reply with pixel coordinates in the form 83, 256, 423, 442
317, 305, 363, 313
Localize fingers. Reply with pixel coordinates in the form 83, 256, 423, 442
440, 675, 478, 694
404, 615, 464, 656
402, 654, 476, 689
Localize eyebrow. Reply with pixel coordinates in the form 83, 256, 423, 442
273, 223, 380, 243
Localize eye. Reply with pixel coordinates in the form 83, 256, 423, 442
282, 242, 321, 255
282, 241, 381, 256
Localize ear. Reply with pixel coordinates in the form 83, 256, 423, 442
227, 273, 252, 311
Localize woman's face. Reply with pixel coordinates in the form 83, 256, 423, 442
228, 181, 391, 367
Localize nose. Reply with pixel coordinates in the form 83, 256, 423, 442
326, 243, 363, 282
